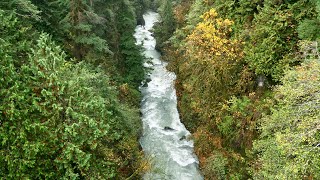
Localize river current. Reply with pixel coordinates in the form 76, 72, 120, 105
134, 11, 203, 180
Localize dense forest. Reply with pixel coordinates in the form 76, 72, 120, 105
1, 0, 320, 179
0, 0, 156, 179
154, 0, 320, 179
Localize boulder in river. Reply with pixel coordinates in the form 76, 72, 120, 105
164, 126, 175, 131
179, 135, 186, 141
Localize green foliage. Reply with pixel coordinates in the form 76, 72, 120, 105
298, 19, 320, 40
298, 0, 320, 40
57, 0, 110, 60
212, 0, 261, 26
120, 36, 145, 87
132, 0, 152, 25
0, 0, 41, 20
217, 96, 253, 146
115, 0, 146, 88
0, 0, 147, 177
253, 56, 320, 179
205, 94, 271, 179
30, 0, 147, 97
161, 0, 176, 33
244, 0, 317, 81
155, 0, 320, 179
30, 0, 66, 44
0, 33, 142, 179
245, 5, 295, 81
178, 9, 253, 126
203, 152, 228, 180
186, 0, 211, 27
154, 0, 176, 50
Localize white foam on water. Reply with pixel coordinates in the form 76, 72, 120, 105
135, 11, 203, 180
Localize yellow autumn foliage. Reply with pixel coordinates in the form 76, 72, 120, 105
179, 8, 249, 120
186, 8, 241, 61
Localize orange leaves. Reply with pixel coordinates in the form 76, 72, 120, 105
194, 127, 222, 164
173, 1, 192, 26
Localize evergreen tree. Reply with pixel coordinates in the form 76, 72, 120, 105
298, 0, 320, 40
57, 0, 109, 60
0, 31, 142, 179
0, 1, 147, 178
117, 0, 146, 88
154, 0, 176, 50
0, 0, 40, 21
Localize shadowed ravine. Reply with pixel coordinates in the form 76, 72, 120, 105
134, 11, 203, 180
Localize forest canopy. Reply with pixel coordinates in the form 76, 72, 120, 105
154, 0, 320, 179
0, 0, 154, 179
1, 0, 320, 179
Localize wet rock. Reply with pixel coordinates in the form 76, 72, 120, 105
179, 135, 186, 141
164, 126, 175, 131
137, 16, 145, 26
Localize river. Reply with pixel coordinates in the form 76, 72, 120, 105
134, 11, 203, 180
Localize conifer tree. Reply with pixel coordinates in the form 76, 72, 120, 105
117, 0, 145, 87
0, 0, 40, 20
57, 0, 109, 60
298, 0, 320, 40
1, 1, 146, 178
154, 0, 176, 49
